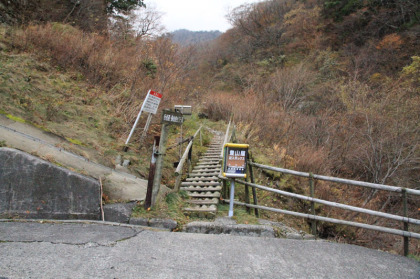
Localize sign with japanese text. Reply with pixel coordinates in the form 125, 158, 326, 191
161, 110, 184, 126
142, 90, 162, 114
223, 143, 249, 178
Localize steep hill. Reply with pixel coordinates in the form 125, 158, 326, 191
171, 29, 222, 46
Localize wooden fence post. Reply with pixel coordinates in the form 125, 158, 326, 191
248, 160, 259, 217
188, 144, 192, 176
151, 123, 169, 207
144, 136, 159, 209
244, 175, 250, 213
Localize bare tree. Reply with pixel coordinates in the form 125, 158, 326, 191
267, 63, 314, 111
131, 6, 165, 39
354, 114, 420, 207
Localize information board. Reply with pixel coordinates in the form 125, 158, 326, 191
161, 110, 184, 126
142, 90, 162, 114
223, 143, 249, 178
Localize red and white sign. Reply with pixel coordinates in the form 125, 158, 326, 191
142, 90, 162, 114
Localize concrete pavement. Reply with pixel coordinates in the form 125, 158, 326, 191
0, 220, 419, 278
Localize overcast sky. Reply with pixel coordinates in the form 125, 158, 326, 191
146, 0, 263, 32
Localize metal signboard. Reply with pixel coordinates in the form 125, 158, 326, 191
174, 105, 192, 115
161, 110, 184, 126
142, 90, 162, 114
223, 143, 249, 178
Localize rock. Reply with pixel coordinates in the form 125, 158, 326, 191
129, 217, 149, 226
303, 234, 316, 240
103, 202, 136, 223
0, 147, 100, 220
115, 154, 122, 167
286, 233, 303, 240
149, 218, 178, 231
184, 220, 275, 238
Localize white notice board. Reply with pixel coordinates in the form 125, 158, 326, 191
142, 90, 162, 114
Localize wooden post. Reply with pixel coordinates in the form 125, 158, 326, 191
222, 180, 228, 199
309, 173, 317, 237
244, 170, 250, 213
179, 122, 183, 160
144, 136, 159, 209
151, 123, 169, 207
188, 144, 192, 176
402, 188, 409, 257
199, 129, 202, 146
244, 182, 250, 213
248, 160, 259, 217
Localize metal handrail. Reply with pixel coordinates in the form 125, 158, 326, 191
250, 162, 420, 196
226, 199, 420, 239
229, 177, 420, 226
220, 160, 420, 255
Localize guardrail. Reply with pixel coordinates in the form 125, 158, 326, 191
174, 126, 202, 191
219, 160, 420, 256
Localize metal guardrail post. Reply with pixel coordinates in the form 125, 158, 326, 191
402, 188, 408, 256
309, 173, 317, 237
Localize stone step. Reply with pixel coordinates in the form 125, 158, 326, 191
183, 204, 217, 213
202, 156, 221, 160
194, 164, 221, 169
188, 198, 219, 205
185, 176, 219, 182
192, 169, 220, 173
198, 159, 220, 163
187, 191, 221, 198
181, 186, 222, 192
189, 173, 220, 178
181, 181, 221, 187
192, 166, 220, 171
203, 154, 221, 157
197, 161, 220, 165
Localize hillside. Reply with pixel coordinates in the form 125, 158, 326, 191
171, 29, 222, 46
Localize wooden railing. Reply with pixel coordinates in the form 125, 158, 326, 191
174, 126, 202, 191
219, 161, 420, 256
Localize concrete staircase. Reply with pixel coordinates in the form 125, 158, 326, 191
181, 134, 224, 216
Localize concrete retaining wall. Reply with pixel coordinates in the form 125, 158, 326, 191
0, 148, 100, 220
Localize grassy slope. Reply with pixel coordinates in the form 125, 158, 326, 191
0, 30, 245, 226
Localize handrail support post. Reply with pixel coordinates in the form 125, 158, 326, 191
249, 160, 259, 217
402, 188, 409, 257
309, 173, 317, 237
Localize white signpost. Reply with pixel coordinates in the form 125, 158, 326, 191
124, 89, 162, 149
